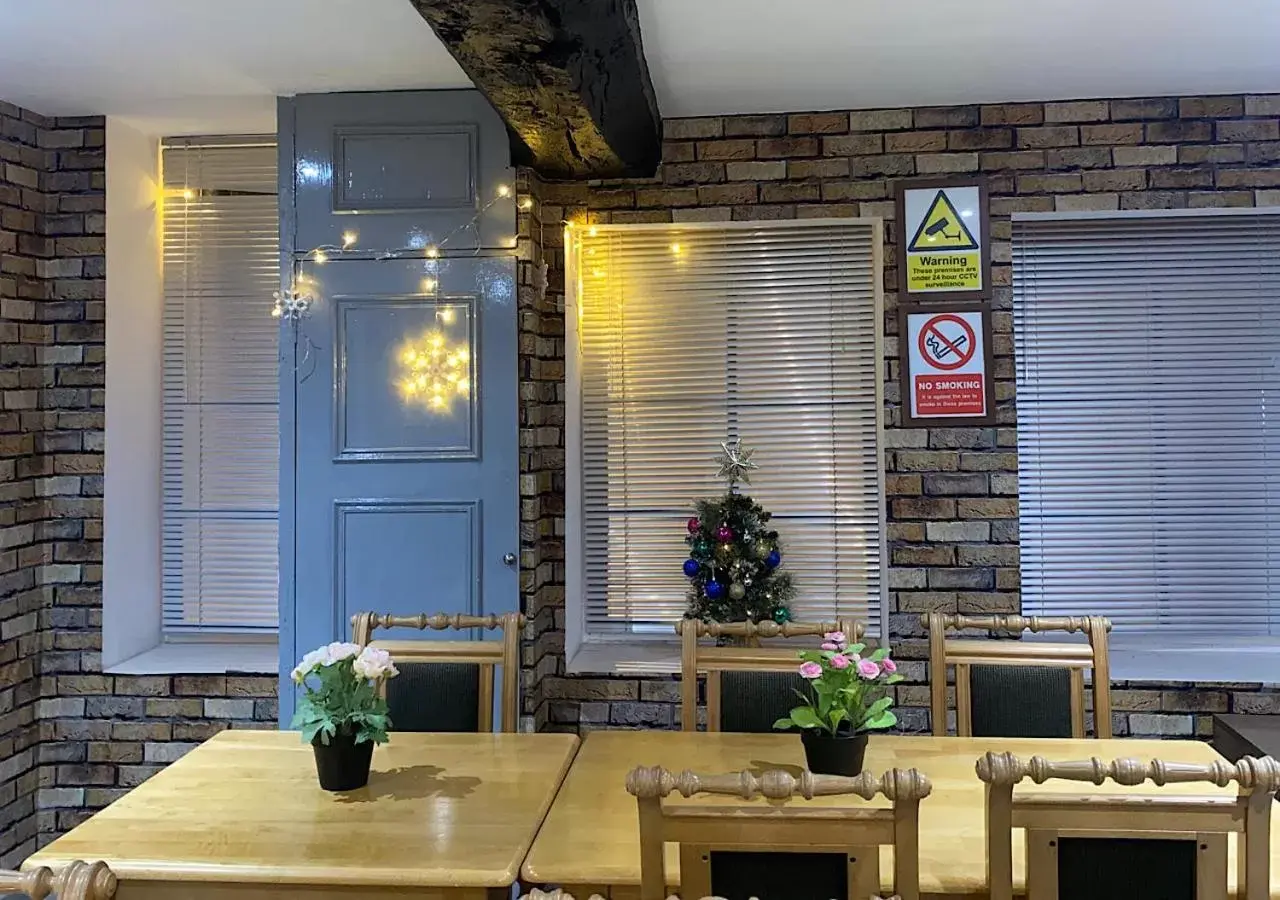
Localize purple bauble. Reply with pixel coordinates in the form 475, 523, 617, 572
682, 559, 700, 578
765, 549, 781, 569
686, 517, 701, 534
705, 580, 724, 599
715, 525, 734, 542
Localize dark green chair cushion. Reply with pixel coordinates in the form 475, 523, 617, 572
1057, 837, 1196, 900
385, 661, 481, 732
719, 670, 809, 733
711, 850, 847, 900
969, 663, 1074, 738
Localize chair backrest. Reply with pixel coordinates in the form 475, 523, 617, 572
923, 613, 1112, 738
977, 751, 1280, 900
626, 765, 930, 900
677, 618, 865, 732
0, 861, 116, 900
350, 611, 524, 733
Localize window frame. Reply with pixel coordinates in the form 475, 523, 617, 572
563, 218, 889, 672
102, 122, 279, 674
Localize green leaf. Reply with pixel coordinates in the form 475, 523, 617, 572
846, 643, 866, 656
828, 708, 849, 734
886, 673, 904, 684
868, 647, 889, 662
787, 706, 822, 729
863, 710, 897, 730
772, 717, 795, 731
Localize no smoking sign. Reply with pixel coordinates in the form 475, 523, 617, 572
901, 305, 993, 425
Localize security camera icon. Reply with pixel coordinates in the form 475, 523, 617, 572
925, 218, 961, 242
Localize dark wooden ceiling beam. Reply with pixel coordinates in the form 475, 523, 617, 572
410, 0, 661, 179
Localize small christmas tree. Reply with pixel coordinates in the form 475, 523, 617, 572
682, 439, 795, 624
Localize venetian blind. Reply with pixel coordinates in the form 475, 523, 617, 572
1012, 210, 1280, 635
161, 139, 279, 634
572, 221, 885, 638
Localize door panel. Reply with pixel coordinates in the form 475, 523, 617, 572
280, 91, 518, 724
292, 92, 514, 254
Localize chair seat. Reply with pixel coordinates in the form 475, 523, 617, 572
386, 661, 481, 732
719, 670, 809, 733
710, 850, 848, 900
969, 664, 1073, 738
1057, 837, 1196, 900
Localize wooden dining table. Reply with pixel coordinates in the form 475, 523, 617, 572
24, 729, 579, 900
521, 730, 1280, 900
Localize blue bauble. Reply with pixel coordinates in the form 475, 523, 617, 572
765, 549, 781, 569
682, 559, 700, 578
705, 580, 724, 599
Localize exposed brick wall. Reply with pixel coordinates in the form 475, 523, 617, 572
0, 102, 277, 866
518, 93, 1280, 738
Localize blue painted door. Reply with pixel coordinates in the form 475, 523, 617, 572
278, 91, 519, 722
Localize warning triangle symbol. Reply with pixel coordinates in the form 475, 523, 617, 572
907, 190, 979, 252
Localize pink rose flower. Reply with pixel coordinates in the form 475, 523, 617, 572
823, 631, 846, 645
799, 661, 823, 679
856, 658, 880, 679
882, 658, 897, 674
820, 641, 838, 651
830, 654, 851, 669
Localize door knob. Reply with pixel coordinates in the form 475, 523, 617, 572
502, 552, 517, 567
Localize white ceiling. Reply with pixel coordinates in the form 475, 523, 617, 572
0, 0, 469, 135
2, 0, 1278, 136
637, 0, 1280, 117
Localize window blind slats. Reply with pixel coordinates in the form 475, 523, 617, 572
573, 221, 885, 637
161, 141, 280, 635
1012, 211, 1280, 635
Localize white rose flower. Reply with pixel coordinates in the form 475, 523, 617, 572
353, 646, 398, 681
320, 641, 362, 666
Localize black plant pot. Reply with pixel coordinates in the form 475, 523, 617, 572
801, 728, 869, 776
311, 728, 374, 791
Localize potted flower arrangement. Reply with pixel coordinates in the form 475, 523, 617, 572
773, 630, 903, 775
290, 642, 399, 791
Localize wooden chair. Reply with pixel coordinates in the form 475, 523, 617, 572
350, 611, 524, 733
677, 618, 865, 732
922, 613, 1112, 739
977, 751, 1280, 900
626, 765, 930, 900
0, 861, 116, 900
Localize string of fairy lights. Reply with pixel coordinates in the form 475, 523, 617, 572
272, 183, 533, 406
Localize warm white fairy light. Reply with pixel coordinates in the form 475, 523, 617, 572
278, 183, 517, 320
519, 197, 533, 211
438, 307, 456, 325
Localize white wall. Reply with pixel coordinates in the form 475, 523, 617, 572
102, 118, 163, 669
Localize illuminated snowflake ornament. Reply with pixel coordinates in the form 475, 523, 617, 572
271, 288, 313, 322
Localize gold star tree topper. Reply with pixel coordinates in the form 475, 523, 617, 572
714, 438, 758, 488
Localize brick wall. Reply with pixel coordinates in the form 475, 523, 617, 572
518, 93, 1280, 738
0, 103, 277, 866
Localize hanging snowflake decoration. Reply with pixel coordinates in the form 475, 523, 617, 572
272, 288, 312, 322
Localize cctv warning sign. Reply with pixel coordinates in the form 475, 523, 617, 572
905, 309, 989, 420
901, 184, 984, 294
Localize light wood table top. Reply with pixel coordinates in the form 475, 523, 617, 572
26, 730, 579, 896
522, 730, 1280, 899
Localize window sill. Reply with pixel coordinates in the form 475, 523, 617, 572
105, 641, 279, 675
1107, 635, 1280, 685
566, 641, 681, 676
